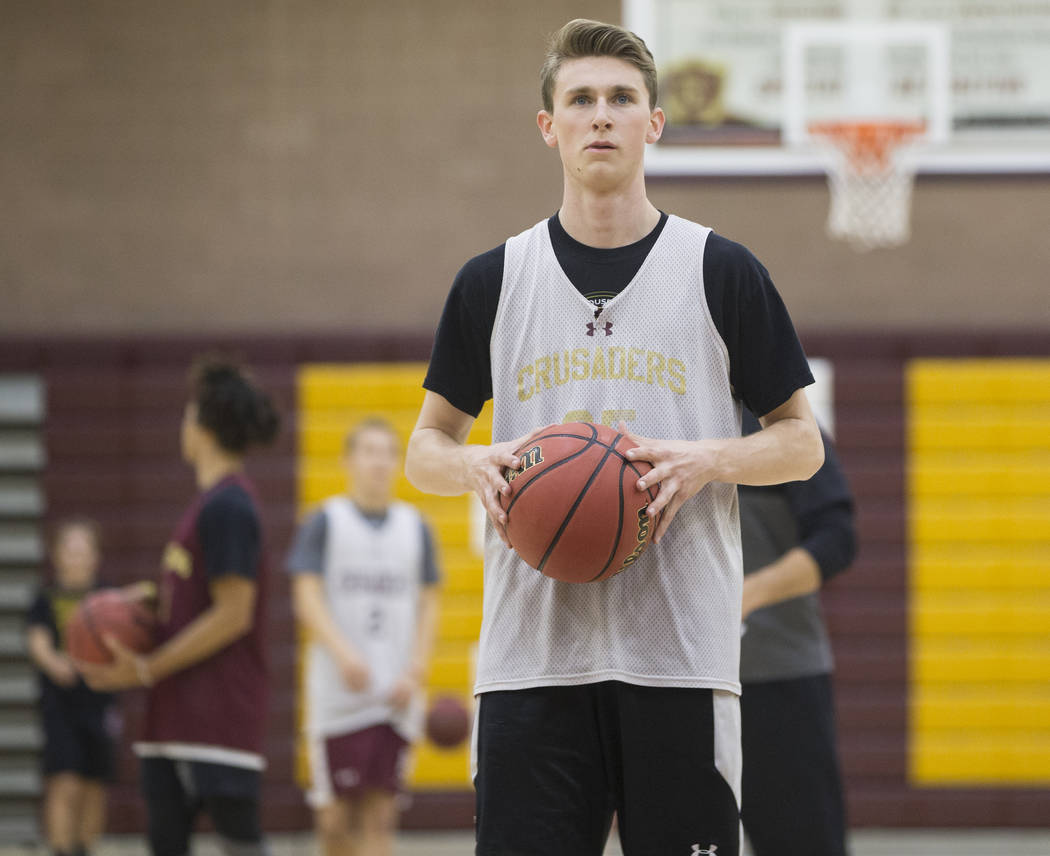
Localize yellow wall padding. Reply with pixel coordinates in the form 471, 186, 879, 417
909, 359, 1050, 785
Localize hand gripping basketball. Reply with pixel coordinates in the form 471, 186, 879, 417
499, 422, 661, 583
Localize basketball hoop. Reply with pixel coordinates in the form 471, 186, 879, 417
809, 120, 926, 251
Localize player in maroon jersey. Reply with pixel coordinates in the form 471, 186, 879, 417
81, 357, 279, 856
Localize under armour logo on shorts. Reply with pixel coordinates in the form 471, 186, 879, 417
691, 845, 717, 855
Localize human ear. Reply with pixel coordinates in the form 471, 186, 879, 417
537, 110, 558, 148
646, 107, 666, 144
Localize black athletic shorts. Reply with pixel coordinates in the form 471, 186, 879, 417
41, 703, 115, 782
140, 756, 265, 856
474, 681, 741, 856
740, 673, 848, 856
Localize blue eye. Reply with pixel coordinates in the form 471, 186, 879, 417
615, 94, 631, 104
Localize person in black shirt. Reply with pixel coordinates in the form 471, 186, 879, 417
738, 409, 857, 855
26, 518, 116, 856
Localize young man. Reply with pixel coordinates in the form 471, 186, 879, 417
81, 357, 280, 856
738, 409, 857, 856
406, 18, 824, 856
287, 418, 439, 856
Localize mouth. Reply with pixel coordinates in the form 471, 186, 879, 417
586, 142, 617, 152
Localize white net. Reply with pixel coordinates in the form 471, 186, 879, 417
811, 121, 924, 252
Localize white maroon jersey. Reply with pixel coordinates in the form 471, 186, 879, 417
478, 215, 743, 696
304, 497, 424, 740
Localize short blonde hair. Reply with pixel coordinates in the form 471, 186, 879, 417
344, 416, 399, 454
540, 19, 658, 112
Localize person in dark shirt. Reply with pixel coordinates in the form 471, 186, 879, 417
26, 518, 115, 856
81, 357, 280, 856
738, 408, 858, 856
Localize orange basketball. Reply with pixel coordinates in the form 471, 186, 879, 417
499, 422, 660, 583
66, 589, 157, 664
425, 695, 471, 749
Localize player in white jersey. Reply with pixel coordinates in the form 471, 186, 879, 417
287, 418, 440, 856
405, 19, 824, 856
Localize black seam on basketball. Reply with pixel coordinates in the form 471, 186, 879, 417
510, 425, 641, 465
79, 600, 109, 656
505, 440, 599, 515
587, 457, 628, 582
505, 423, 598, 514
538, 433, 622, 573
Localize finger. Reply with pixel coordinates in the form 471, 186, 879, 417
502, 424, 553, 468
636, 464, 667, 494
103, 634, 133, 659
625, 442, 658, 464
645, 476, 675, 518
653, 495, 684, 543
480, 489, 512, 548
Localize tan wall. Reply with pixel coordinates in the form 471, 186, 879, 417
4, 1, 1049, 335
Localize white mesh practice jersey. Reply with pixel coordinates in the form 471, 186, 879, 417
304, 497, 425, 740
478, 215, 744, 695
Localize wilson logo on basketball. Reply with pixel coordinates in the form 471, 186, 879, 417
619, 506, 652, 570
505, 445, 543, 482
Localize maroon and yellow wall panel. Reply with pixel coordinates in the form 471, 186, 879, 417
5, 333, 1050, 830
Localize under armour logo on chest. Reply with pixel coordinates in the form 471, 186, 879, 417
586, 320, 613, 337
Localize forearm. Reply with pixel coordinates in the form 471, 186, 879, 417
741, 547, 822, 618
405, 427, 474, 496
408, 589, 439, 676
293, 582, 360, 662
26, 628, 66, 674
144, 605, 250, 682
710, 415, 823, 487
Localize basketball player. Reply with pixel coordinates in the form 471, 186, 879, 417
286, 418, 440, 856
80, 357, 279, 856
738, 409, 856, 856
26, 519, 115, 856
405, 18, 825, 856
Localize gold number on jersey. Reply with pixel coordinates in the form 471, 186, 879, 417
563, 409, 637, 427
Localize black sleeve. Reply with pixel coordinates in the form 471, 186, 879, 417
782, 431, 858, 582
25, 589, 53, 631
420, 518, 440, 586
422, 245, 505, 418
703, 233, 814, 417
197, 487, 261, 581
285, 509, 327, 575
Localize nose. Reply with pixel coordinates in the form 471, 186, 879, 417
592, 98, 612, 130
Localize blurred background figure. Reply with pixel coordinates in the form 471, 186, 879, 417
79, 356, 280, 856
288, 417, 440, 856
739, 409, 858, 856
25, 518, 115, 856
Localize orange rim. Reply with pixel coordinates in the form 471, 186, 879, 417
808, 120, 926, 171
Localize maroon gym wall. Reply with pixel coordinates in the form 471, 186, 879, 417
4, 331, 1049, 834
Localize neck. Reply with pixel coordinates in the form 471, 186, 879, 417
350, 489, 390, 515
558, 172, 659, 248
195, 452, 243, 491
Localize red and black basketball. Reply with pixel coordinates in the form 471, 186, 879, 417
66, 589, 157, 664
499, 422, 660, 583
425, 695, 471, 749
